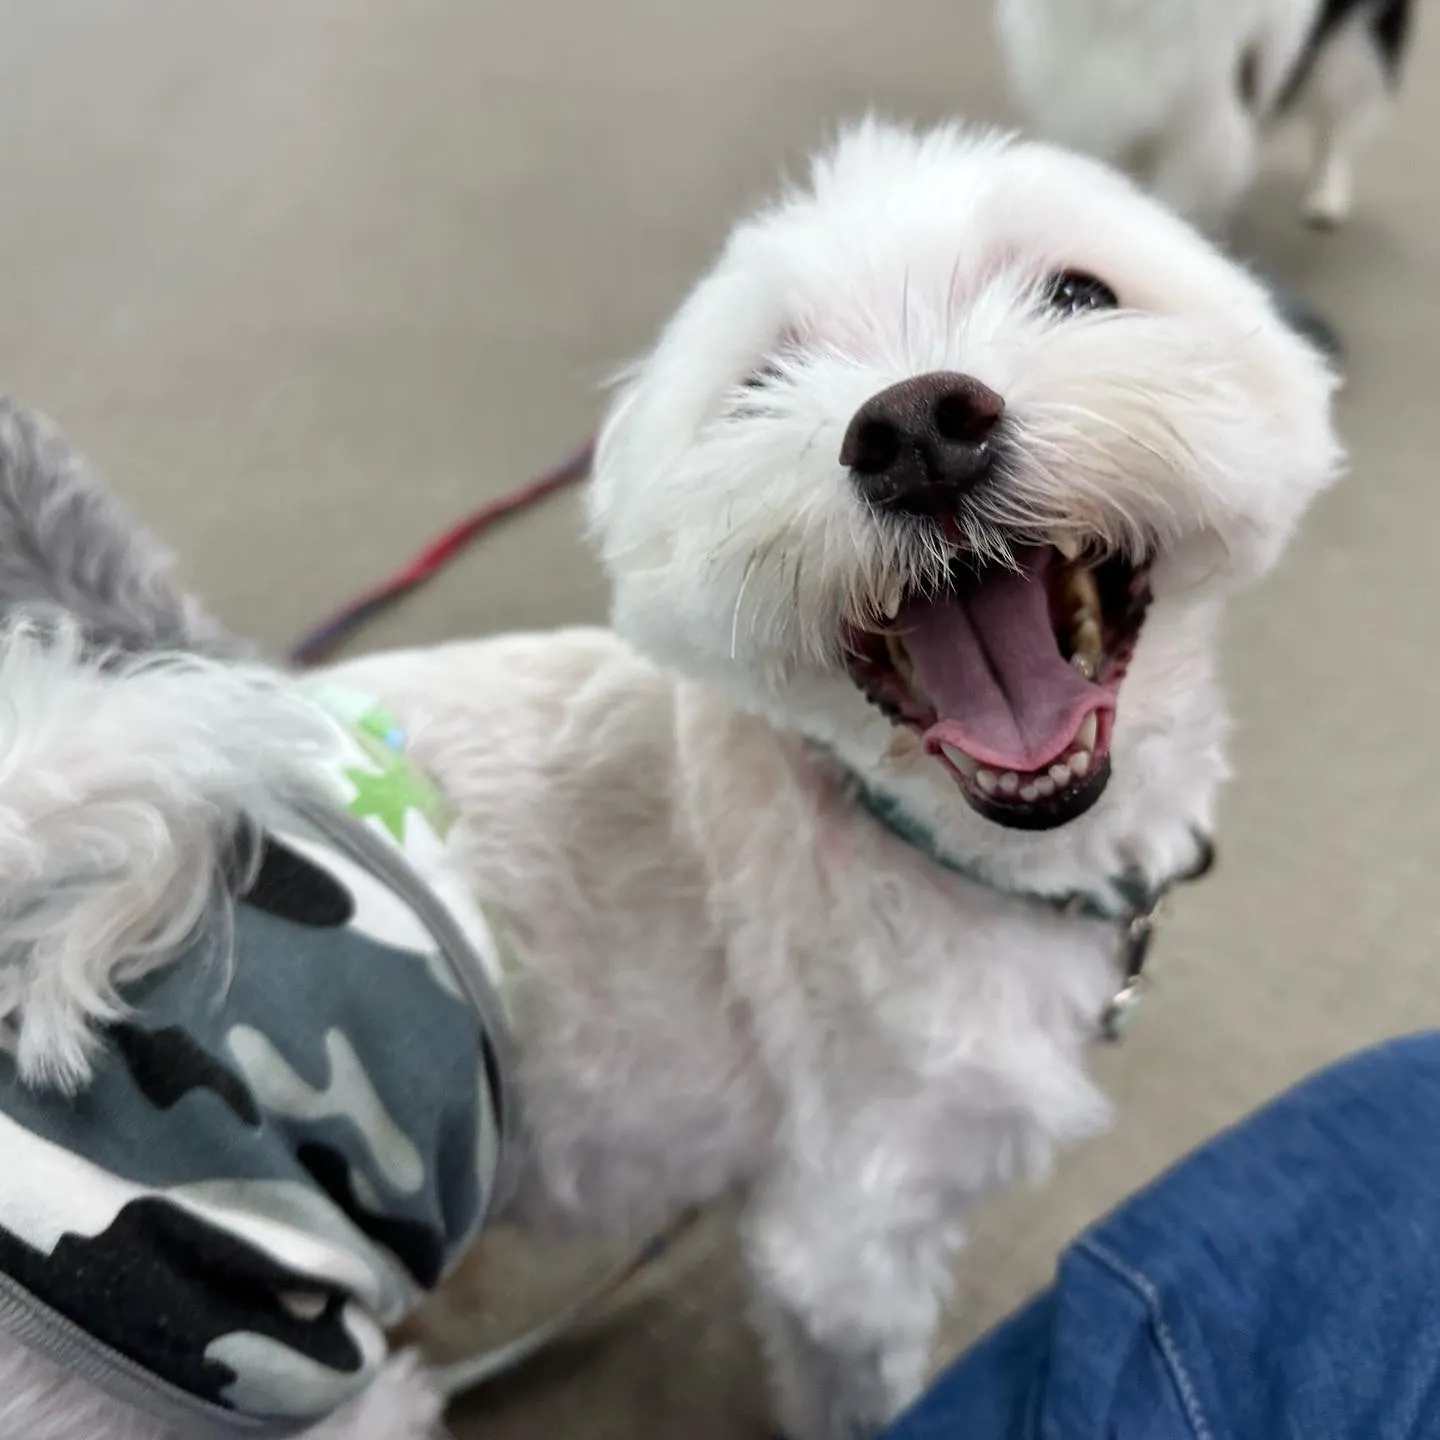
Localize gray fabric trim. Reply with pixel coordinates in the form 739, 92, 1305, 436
0, 1270, 306, 1439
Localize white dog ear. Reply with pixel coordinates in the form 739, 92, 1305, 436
0, 620, 332, 1092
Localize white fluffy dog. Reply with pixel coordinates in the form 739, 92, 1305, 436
0, 121, 1340, 1440
997, 0, 1413, 233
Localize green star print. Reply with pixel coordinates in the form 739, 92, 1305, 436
344, 759, 438, 843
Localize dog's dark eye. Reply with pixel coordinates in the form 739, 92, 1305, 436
1045, 270, 1119, 317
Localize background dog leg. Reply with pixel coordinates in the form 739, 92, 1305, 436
1302, 136, 1354, 231
741, 1179, 954, 1440
1298, 17, 1392, 231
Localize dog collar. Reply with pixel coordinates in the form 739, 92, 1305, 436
844, 771, 1215, 1041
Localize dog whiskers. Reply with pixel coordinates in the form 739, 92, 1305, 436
900, 268, 912, 364
945, 249, 965, 342
731, 554, 759, 660
1044, 401, 1186, 472
798, 421, 827, 465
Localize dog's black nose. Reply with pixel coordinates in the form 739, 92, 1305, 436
840, 372, 1004, 516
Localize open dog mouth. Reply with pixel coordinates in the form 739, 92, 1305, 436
847, 543, 1152, 830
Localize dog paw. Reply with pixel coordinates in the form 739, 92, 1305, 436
1301, 200, 1346, 233
1301, 177, 1352, 233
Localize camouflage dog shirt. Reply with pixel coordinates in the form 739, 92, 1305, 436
0, 685, 515, 1438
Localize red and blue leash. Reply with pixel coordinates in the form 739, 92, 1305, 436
287, 440, 594, 667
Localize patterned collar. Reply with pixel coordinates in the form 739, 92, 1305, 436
844, 770, 1215, 1040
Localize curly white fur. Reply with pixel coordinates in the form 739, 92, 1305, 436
586, 117, 1337, 905
0, 619, 332, 1091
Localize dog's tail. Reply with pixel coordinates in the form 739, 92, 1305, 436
0, 397, 242, 658
0, 618, 330, 1092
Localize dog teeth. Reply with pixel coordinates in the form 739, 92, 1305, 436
1052, 533, 1082, 562
880, 579, 903, 621
1060, 566, 1104, 678
966, 741, 1096, 808
885, 633, 917, 691
941, 743, 978, 778
984, 742, 1095, 807
1062, 565, 1101, 617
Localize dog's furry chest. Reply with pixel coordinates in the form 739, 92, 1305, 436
731, 852, 1123, 1201
328, 634, 1183, 1232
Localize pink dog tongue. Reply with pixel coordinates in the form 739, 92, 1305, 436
900, 545, 1111, 773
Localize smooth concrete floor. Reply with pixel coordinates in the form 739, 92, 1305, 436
0, 3, 1436, 1436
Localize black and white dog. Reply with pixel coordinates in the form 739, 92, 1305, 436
997, 0, 1414, 234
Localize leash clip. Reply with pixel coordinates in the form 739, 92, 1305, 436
1100, 899, 1162, 1042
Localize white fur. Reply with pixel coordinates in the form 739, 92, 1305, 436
0, 619, 334, 1091
586, 119, 1337, 904
996, 0, 1402, 233
0, 124, 1341, 1439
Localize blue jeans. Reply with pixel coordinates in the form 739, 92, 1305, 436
883, 1034, 1440, 1440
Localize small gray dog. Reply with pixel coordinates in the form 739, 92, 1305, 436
0, 398, 506, 1440
0, 400, 237, 659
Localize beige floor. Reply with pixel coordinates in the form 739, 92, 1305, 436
0, 2, 1437, 1436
